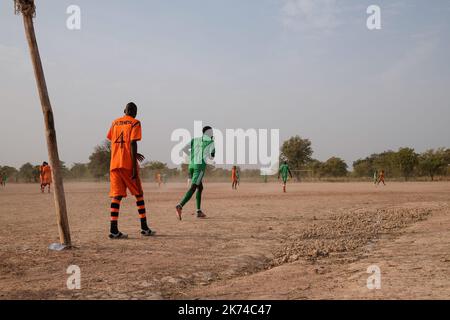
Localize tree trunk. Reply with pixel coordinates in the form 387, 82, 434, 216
22, 14, 72, 246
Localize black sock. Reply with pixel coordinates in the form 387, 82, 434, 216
110, 221, 119, 234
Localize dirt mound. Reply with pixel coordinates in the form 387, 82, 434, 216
272, 207, 432, 265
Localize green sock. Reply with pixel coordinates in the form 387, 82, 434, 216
180, 188, 195, 207
196, 189, 202, 211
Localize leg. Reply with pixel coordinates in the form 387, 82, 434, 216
108, 170, 128, 238
110, 196, 122, 235
176, 183, 197, 220
136, 194, 150, 231
180, 183, 198, 208
176, 169, 204, 220
196, 183, 207, 218
196, 182, 203, 210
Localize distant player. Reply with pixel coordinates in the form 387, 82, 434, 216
106, 102, 155, 239
1, 174, 6, 187
39, 162, 52, 193
373, 170, 378, 185
377, 170, 386, 186
231, 166, 239, 190
155, 172, 162, 188
175, 126, 215, 220
278, 161, 293, 193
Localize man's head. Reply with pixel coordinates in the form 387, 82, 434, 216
124, 102, 138, 118
43, 161, 48, 166
203, 126, 213, 139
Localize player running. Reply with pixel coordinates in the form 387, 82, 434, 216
278, 161, 293, 193
231, 166, 239, 190
155, 172, 162, 188
39, 162, 52, 193
175, 126, 215, 220
1, 174, 7, 187
106, 102, 155, 239
373, 170, 378, 185
377, 169, 386, 186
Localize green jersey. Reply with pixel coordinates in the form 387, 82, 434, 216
188, 135, 215, 170
279, 164, 290, 178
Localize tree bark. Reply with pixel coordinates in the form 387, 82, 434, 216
22, 14, 71, 246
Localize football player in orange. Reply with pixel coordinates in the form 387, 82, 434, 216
39, 162, 52, 193
156, 172, 162, 188
106, 102, 155, 239
231, 166, 239, 190
377, 169, 386, 186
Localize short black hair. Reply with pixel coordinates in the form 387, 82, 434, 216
125, 102, 138, 116
43, 161, 48, 166
203, 126, 212, 134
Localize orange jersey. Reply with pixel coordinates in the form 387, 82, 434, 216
231, 168, 237, 181
40, 165, 52, 184
107, 115, 142, 171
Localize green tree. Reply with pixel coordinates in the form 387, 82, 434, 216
281, 136, 313, 180
0, 166, 18, 182
19, 163, 35, 182
305, 159, 323, 179
444, 149, 450, 164
372, 151, 400, 178
142, 161, 169, 180
70, 163, 89, 179
352, 158, 373, 178
418, 149, 447, 181
321, 157, 348, 177
59, 161, 71, 179
143, 161, 167, 170
396, 147, 418, 181
88, 140, 111, 179
32, 165, 41, 182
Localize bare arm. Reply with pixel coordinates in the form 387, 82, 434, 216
131, 141, 144, 179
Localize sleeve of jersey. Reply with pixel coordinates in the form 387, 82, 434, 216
131, 121, 142, 141
107, 123, 113, 141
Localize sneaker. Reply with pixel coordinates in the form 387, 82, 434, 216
176, 205, 183, 221
141, 229, 156, 236
109, 232, 128, 239
196, 210, 207, 219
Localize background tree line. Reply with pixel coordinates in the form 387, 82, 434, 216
2, 137, 449, 183
281, 136, 450, 181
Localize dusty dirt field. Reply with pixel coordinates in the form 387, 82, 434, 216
0, 181, 449, 300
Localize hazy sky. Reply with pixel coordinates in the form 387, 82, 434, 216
1, 0, 450, 169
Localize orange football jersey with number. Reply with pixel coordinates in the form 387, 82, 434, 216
107, 115, 142, 171
40, 165, 52, 184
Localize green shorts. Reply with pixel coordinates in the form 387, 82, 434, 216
282, 175, 288, 184
190, 168, 205, 186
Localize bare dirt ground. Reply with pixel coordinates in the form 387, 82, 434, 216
0, 182, 449, 300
